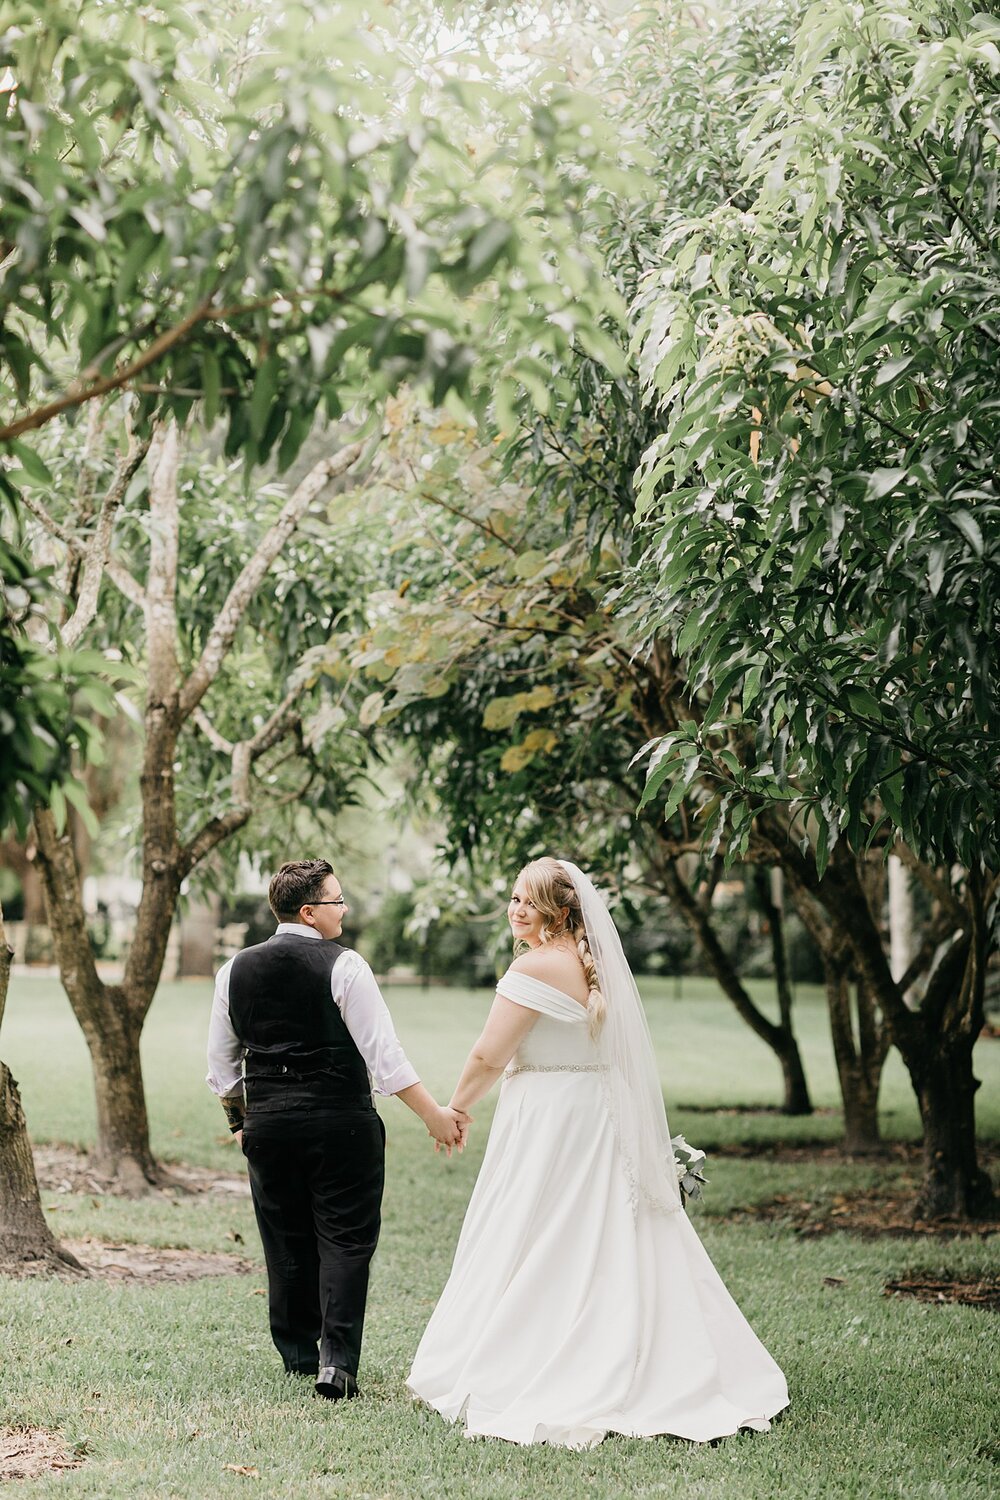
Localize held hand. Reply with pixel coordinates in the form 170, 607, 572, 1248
429, 1106, 468, 1156
452, 1107, 472, 1149
433, 1107, 472, 1155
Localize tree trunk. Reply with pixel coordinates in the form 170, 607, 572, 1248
0, 1064, 85, 1274
887, 854, 915, 1006
19, 430, 349, 1196
914, 1041, 996, 1220
768, 825, 997, 1219
658, 856, 813, 1115
86, 996, 161, 1192
32, 807, 176, 1194
0, 903, 85, 1274
0, 838, 47, 924
754, 867, 812, 1114
824, 961, 885, 1154
775, 1041, 812, 1119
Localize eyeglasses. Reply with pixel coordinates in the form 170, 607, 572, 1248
305, 898, 347, 908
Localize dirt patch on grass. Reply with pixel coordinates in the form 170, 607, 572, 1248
725, 1186, 1000, 1239
711, 1140, 924, 1163
34, 1143, 250, 1199
679, 1103, 842, 1117
59, 1237, 255, 1282
0, 1426, 83, 1481
883, 1272, 1000, 1310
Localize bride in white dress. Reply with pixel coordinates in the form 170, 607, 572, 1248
407, 857, 789, 1450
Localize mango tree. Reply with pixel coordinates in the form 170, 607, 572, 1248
0, 534, 113, 1269
1, 0, 626, 1188
629, 0, 1000, 1215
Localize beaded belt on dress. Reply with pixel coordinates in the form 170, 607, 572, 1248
504, 1063, 607, 1077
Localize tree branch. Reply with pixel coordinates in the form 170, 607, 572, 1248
0, 275, 379, 445
647, 842, 789, 1050
248, 687, 301, 757
59, 402, 107, 600
758, 813, 923, 1050
888, 840, 967, 927
0, 897, 11, 1042
191, 707, 235, 756
144, 423, 181, 710
178, 690, 301, 878
105, 558, 146, 609
178, 742, 253, 880
18, 490, 78, 551
178, 442, 365, 721
62, 431, 151, 648
0, 298, 215, 443
17, 484, 146, 609
419, 488, 519, 552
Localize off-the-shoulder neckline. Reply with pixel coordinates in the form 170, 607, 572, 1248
499, 970, 590, 1012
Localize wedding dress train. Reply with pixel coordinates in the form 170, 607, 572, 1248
407, 973, 789, 1449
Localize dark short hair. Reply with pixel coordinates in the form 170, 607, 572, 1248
268, 860, 335, 920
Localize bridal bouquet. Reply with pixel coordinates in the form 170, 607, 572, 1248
671, 1135, 708, 1203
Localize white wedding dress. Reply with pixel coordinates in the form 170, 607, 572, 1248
407, 973, 789, 1449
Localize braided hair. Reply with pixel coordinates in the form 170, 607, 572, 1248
515, 857, 606, 1037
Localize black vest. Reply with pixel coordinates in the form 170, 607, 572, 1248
229, 934, 370, 1100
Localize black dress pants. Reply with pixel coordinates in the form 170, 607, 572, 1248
242, 1086, 385, 1378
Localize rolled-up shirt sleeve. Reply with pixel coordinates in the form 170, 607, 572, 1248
206, 956, 246, 1098
333, 951, 420, 1096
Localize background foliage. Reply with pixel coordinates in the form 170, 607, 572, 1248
629, 0, 1000, 874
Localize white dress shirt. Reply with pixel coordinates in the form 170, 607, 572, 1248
206, 923, 420, 1100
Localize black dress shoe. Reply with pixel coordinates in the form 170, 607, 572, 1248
315, 1366, 359, 1401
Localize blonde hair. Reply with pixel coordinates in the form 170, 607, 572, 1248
515, 857, 606, 1036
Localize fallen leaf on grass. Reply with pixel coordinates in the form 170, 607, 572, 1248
822, 1276, 847, 1288
222, 1463, 259, 1477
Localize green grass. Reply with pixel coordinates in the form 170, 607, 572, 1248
1, 973, 998, 1499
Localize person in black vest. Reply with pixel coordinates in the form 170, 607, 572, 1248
206, 859, 467, 1400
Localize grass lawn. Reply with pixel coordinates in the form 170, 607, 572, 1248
1, 972, 998, 1499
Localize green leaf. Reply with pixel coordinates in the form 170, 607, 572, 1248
359, 691, 385, 727
6, 440, 54, 486
466, 219, 513, 276
865, 468, 907, 500
404, 237, 432, 298
873, 355, 914, 387
3, 331, 33, 401
814, 818, 830, 881
790, 528, 825, 586
845, 686, 881, 721
637, 756, 684, 811
950, 509, 983, 556
201, 351, 221, 425
61, 778, 99, 837
249, 355, 279, 442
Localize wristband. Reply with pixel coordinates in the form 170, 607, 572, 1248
221, 1091, 246, 1132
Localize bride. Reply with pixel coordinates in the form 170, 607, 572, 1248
407, 857, 789, 1449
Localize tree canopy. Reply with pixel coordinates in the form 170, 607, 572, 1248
629, 0, 1000, 873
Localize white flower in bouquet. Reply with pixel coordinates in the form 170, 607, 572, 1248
671, 1134, 708, 1203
